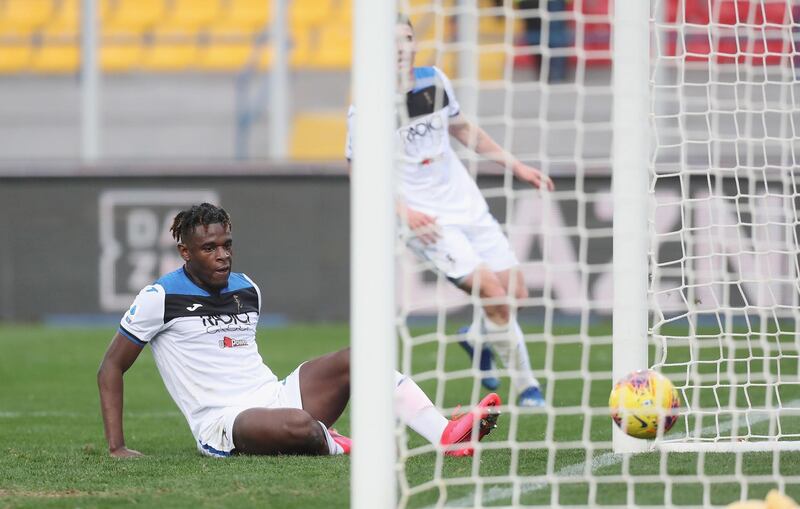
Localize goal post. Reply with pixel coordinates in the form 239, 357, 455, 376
350, 0, 397, 508
611, 0, 651, 455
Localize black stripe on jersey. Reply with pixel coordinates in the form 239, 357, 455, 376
163, 286, 259, 323
406, 85, 450, 119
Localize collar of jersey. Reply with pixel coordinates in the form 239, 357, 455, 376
411, 66, 437, 93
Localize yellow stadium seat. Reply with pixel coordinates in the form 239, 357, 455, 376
30, 43, 79, 73
289, 0, 331, 29
330, 0, 351, 25
46, 0, 78, 32
101, 43, 144, 72
0, 0, 54, 35
309, 24, 350, 69
287, 28, 312, 68
0, 45, 32, 73
289, 113, 347, 160
105, 0, 166, 34
479, 14, 507, 38
160, 0, 221, 32
197, 40, 254, 70
478, 49, 505, 81
140, 41, 199, 70
216, 0, 271, 34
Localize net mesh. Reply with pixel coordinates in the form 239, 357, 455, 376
394, 0, 800, 507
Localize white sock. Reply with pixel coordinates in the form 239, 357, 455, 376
318, 421, 344, 455
394, 371, 449, 444
484, 317, 539, 391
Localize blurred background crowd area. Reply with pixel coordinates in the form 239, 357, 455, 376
0, 0, 794, 161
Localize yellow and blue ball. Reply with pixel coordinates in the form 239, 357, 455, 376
609, 369, 680, 439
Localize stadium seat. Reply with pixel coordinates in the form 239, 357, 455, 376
216, 0, 271, 34
140, 39, 199, 71
160, 0, 222, 32
289, 113, 348, 160
30, 44, 79, 73
101, 43, 144, 72
0, 0, 54, 35
45, 0, 78, 33
289, 0, 332, 29
197, 39, 255, 70
0, 45, 32, 73
287, 28, 312, 68
309, 24, 351, 69
104, 0, 166, 34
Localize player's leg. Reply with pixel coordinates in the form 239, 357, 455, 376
232, 349, 350, 456
293, 345, 501, 456
466, 216, 543, 407
493, 267, 544, 406
406, 226, 501, 386
297, 348, 351, 427
232, 407, 331, 455
395, 371, 502, 456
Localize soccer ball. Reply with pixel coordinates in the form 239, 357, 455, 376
609, 369, 680, 439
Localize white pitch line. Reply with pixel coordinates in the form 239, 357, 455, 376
432, 403, 799, 508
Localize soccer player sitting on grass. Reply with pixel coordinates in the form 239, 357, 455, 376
97, 203, 500, 458
345, 17, 554, 407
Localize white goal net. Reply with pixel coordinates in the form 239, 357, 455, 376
389, 0, 800, 507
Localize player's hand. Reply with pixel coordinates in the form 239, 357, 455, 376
405, 208, 441, 245
514, 163, 555, 191
109, 447, 144, 458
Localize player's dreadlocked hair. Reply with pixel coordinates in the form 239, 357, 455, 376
170, 203, 232, 243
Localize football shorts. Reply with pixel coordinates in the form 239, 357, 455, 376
196, 363, 305, 457
406, 212, 519, 283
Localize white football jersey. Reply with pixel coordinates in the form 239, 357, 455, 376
346, 66, 489, 226
118, 267, 280, 443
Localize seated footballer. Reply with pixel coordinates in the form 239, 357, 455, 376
98, 202, 501, 458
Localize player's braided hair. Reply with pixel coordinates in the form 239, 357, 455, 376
170, 203, 232, 243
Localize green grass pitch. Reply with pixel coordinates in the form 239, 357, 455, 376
1, 323, 798, 508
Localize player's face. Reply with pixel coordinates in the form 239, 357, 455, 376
179, 222, 233, 292
396, 23, 416, 78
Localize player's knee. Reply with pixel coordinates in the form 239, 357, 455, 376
479, 276, 508, 301
486, 304, 510, 325
283, 411, 326, 452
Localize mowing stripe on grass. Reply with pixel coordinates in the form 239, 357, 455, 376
0, 410, 182, 418
434, 403, 798, 508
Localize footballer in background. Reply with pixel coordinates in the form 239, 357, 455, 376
346, 16, 554, 407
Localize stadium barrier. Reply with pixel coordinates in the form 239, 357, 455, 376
1, 163, 779, 327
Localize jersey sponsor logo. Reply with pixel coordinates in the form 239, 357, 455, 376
201, 312, 253, 334
186, 303, 203, 311
400, 113, 444, 143
219, 336, 249, 349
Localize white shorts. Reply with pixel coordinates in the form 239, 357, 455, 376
196, 363, 305, 458
407, 212, 518, 282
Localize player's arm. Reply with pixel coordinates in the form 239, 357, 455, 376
97, 332, 145, 458
448, 113, 555, 191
